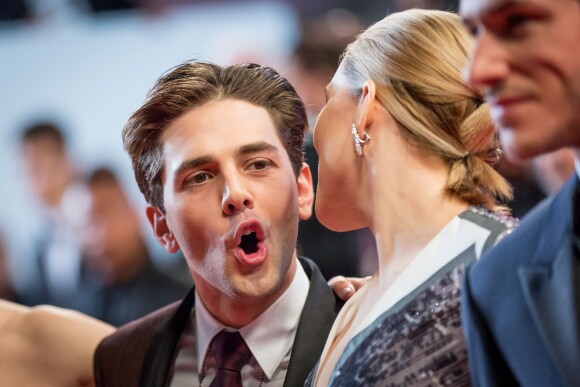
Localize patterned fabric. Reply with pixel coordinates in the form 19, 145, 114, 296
329, 263, 470, 387
308, 207, 518, 387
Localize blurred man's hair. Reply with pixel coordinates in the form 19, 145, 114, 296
20, 121, 66, 151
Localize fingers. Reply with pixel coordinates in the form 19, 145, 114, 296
328, 276, 354, 300
328, 275, 372, 301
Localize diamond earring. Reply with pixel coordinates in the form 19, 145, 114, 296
352, 123, 371, 156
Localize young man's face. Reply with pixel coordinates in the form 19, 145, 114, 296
461, 0, 580, 161
149, 99, 313, 304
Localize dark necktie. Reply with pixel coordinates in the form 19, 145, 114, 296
209, 330, 252, 387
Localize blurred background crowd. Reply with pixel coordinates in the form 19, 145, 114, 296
0, 0, 575, 327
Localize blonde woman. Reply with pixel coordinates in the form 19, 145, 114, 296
308, 9, 517, 386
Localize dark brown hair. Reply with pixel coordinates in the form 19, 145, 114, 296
123, 61, 308, 211
20, 121, 66, 152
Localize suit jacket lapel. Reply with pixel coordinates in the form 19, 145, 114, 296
518, 176, 580, 387
519, 242, 580, 386
137, 258, 339, 387
140, 286, 197, 387
283, 258, 342, 387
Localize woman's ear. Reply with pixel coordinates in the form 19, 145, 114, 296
145, 206, 180, 253
356, 80, 377, 133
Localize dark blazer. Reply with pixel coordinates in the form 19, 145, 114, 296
73, 259, 190, 327
462, 176, 580, 387
94, 257, 342, 387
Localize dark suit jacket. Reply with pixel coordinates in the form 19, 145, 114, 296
73, 260, 190, 327
94, 257, 342, 387
462, 176, 580, 387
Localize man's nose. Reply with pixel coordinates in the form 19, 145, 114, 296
464, 32, 510, 90
221, 174, 254, 216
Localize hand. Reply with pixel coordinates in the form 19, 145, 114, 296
328, 275, 372, 301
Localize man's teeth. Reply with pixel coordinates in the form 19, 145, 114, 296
244, 230, 252, 235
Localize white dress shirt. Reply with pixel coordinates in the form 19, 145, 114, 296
170, 260, 310, 386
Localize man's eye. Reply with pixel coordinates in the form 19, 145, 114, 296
505, 14, 529, 31
464, 21, 479, 37
497, 11, 540, 37
248, 160, 271, 171
186, 172, 212, 185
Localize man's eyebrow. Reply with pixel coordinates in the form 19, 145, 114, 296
466, 0, 550, 28
174, 156, 213, 177
237, 141, 279, 156
172, 142, 277, 179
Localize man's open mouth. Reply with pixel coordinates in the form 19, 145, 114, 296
233, 220, 268, 266
239, 230, 259, 255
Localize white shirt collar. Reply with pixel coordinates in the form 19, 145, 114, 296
195, 259, 310, 379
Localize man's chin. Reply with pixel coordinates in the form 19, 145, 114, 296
500, 130, 546, 163
502, 146, 532, 164
230, 278, 279, 300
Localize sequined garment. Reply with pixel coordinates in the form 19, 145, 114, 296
329, 262, 470, 387
310, 207, 518, 387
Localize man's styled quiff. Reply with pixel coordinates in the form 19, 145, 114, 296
123, 62, 308, 211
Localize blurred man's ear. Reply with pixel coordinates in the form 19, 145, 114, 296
146, 206, 180, 253
297, 163, 314, 221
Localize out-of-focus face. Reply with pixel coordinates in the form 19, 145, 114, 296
152, 99, 313, 303
21, 138, 71, 207
313, 67, 366, 232
461, 0, 580, 161
83, 182, 144, 284
531, 148, 577, 195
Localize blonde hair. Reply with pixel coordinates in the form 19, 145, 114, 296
341, 9, 512, 210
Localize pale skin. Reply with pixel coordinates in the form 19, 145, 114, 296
0, 300, 114, 387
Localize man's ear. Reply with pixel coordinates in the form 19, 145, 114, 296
297, 162, 314, 221
145, 205, 180, 253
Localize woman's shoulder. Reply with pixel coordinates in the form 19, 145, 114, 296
459, 206, 519, 249
460, 206, 519, 234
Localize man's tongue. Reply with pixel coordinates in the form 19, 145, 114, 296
234, 231, 267, 266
